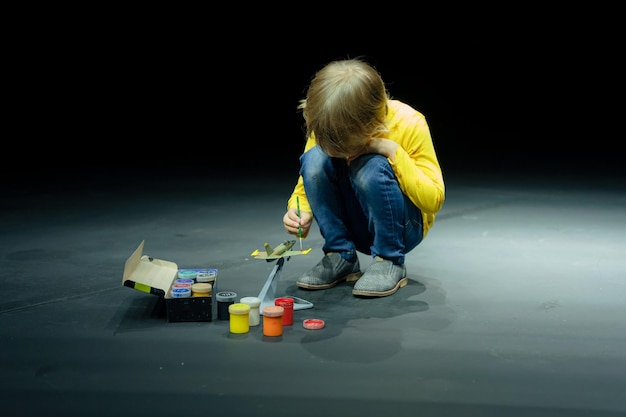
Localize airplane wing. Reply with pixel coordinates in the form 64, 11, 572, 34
250, 247, 312, 260
251, 240, 312, 260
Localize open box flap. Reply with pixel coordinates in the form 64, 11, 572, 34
122, 240, 178, 296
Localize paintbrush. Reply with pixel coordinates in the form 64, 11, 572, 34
297, 196, 303, 251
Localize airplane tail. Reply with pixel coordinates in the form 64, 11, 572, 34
263, 243, 272, 256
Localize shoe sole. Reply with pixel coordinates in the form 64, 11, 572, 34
297, 271, 362, 290
352, 276, 408, 297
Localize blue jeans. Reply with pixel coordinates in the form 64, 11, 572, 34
300, 146, 424, 265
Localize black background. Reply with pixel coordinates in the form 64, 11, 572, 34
6, 8, 624, 190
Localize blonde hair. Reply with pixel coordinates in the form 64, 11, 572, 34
298, 58, 389, 157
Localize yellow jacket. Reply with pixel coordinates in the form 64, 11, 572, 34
288, 99, 445, 238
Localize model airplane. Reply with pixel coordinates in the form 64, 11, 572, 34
251, 239, 312, 260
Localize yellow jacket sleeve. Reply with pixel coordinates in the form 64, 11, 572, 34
286, 136, 315, 238
387, 100, 445, 236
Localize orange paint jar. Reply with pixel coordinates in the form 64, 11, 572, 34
262, 306, 284, 337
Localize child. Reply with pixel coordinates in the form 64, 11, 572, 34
283, 58, 445, 297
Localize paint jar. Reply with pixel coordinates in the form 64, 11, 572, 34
274, 297, 294, 326
216, 291, 237, 320
177, 270, 197, 281
195, 268, 218, 284
228, 303, 250, 334
172, 282, 192, 291
262, 306, 284, 337
239, 296, 261, 326
191, 282, 212, 297
174, 278, 195, 286
170, 287, 191, 298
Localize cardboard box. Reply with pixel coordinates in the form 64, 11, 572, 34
122, 240, 217, 322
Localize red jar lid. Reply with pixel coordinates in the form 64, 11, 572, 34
274, 297, 294, 307
303, 319, 325, 330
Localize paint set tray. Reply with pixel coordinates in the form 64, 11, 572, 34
122, 240, 217, 322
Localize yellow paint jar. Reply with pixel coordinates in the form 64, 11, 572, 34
191, 282, 212, 297
228, 303, 250, 334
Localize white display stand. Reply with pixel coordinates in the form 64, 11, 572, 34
257, 257, 313, 312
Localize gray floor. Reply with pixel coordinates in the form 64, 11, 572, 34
1, 169, 625, 417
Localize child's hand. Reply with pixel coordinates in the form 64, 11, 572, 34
283, 208, 313, 238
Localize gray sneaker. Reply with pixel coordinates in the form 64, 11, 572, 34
352, 256, 407, 297
297, 252, 362, 290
